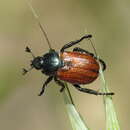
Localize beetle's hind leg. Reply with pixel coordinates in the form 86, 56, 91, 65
38, 76, 53, 96
54, 77, 65, 92
73, 84, 114, 96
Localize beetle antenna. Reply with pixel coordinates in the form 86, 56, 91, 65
25, 46, 35, 58
22, 67, 33, 75
26, 0, 52, 50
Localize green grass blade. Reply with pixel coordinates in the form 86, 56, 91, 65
62, 83, 90, 130
99, 63, 120, 130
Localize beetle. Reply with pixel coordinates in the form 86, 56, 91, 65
23, 4, 114, 96
23, 35, 114, 96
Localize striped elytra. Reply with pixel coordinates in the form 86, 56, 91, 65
56, 51, 99, 84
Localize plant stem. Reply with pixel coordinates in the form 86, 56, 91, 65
99, 61, 120, 130
62, 82, 90, 130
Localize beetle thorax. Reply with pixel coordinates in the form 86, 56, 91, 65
42, 51, 63, 75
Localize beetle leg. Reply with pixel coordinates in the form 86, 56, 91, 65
54, 77, 65, 92
73, 84, 114, 95
94, 57, 106, 71
73, 47, 94, 56
38, 76, 53, 96
60, 34, 92, 52
98, 58, 106, 71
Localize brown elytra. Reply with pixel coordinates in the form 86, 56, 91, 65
57, 51, 99, 84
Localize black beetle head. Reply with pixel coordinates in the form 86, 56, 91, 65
31, 56, 43, 70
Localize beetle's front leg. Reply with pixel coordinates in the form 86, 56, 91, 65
54, 77, 65, 92
38, 76, 53, 96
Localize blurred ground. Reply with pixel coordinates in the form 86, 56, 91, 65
0, 0, 130, 130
